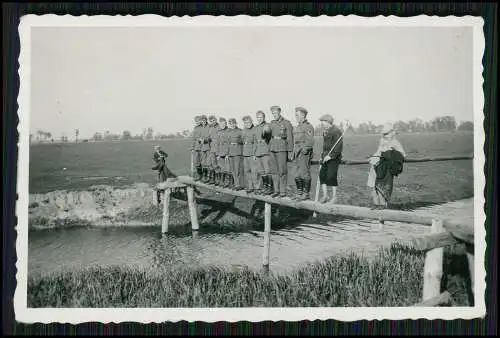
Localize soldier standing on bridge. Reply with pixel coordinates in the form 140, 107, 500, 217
216, 118, 231, 187
207, 115, 220, 185
241, 115, 258, 193
198, 115, 211, 183
292, 107, 315, 200
227, 118, 244, 190
269, 105, 294, 198
253, 111, 274, 195
190, 115, 203, 181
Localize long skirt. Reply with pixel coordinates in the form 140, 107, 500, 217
319, 159, 340, 186
373, 170, 394, 206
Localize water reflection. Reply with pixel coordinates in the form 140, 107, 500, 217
28, 215, 431, 277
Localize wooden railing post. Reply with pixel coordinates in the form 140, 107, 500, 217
262, 202, 272, 268
422, 219, 445, 301
161, 188, 171, 234
187, 186, 199, 232
466, 243, 475, 303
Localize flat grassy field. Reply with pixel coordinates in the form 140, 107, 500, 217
27, 243, 473, 308
29, 131, 474, 209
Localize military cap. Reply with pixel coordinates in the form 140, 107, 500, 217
319, 114, 334, 124
228, 118, 237, 124
219, 117, 226, 122
270, 105, 281, 113
208, 115, 217, 121
200, 115, 208, 121
295, 107, 308, 116
256, 110, 265, 117
242, 115, 253, 122
194, 115, 201, 121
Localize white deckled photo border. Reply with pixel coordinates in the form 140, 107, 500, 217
15, 14, 487, 323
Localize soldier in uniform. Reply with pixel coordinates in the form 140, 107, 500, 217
269, 105, 294, 198
292, 107, 315, 200
227, 118, 244, 190
216, 118, 231, 187
253, 111, 274, 195
198, 115, 211, 183
190, 115, 203, 181
207, 115, 220, 185
241, 115, 258, 193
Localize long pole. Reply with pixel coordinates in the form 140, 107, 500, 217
312, 124, 348, 218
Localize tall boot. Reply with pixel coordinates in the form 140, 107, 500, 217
302, 178, 311, 200
265, 175, 274, 195
293, 177, 302, 200
195, 167, 203, 181
214, 172, 220, 186
202, 168, 208, 183
271, 174, 280, 197
208, 170, 215, 185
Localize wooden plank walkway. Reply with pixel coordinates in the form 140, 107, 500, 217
158, 176, 474, 244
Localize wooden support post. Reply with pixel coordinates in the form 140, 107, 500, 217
187, 186, 199, 231
262, 202, 272, 268
422, 219, 445, 302
161, 188, 171, 234
466, 243, 475, 302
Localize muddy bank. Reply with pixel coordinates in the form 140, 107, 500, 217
28, 182, 310, 231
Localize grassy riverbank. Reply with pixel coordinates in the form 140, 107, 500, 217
28, 243, 472, 308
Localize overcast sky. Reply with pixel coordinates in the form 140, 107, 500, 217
30, 26, 473, 139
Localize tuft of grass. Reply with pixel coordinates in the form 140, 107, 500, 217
28, 243, 472, 308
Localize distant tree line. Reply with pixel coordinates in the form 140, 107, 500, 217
313, 116, 473, 136
30, 116, 473, 144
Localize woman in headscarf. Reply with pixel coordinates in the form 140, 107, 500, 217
367, 123, 406, 209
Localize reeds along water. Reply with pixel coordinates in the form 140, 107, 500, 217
27, 242, 473, 308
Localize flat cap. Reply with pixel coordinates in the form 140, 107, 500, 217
200, 115, 208, 121
319, 114, 334, 124
219, 117, 226, 122
228, 118, 237, 123
295, 107, 308, 116
208, 115, 217, 121
270, 105, 281, 112
242, 115, 253, 121
256, 110, 265, 117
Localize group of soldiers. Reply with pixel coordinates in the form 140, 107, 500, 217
190, 105, 321, 201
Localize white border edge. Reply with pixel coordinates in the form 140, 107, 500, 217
14, 14, 487, 324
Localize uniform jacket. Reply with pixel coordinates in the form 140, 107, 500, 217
228, 127, 243, 156
199, 124, 211, 152
269, 117, 294, 153
293, 120, 315, 155
191, 125, 202, 151
208, 123, 220, 153
322, 125, 343, 160
375, 149, 405, 179
217, 127, 230, 157
253, 122, 271, 157
241, 125, 257, 157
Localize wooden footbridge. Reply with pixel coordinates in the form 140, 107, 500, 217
156, 155, 475, 307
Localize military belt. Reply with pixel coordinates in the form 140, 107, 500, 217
230, 142, 240, 145
273, 136, 287, 140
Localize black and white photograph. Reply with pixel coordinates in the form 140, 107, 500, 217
15, 15, 485, 323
